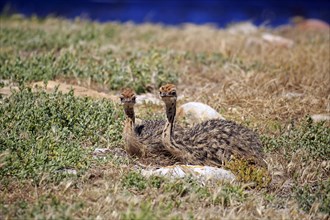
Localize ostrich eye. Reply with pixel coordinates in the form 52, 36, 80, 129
132, 96, 136, 101
170, 91, 176, 96
120, 97, 124, 102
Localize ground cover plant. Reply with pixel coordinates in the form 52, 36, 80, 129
1, 14, 329, 219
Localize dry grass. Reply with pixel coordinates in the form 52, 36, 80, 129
1, 15, 329, 219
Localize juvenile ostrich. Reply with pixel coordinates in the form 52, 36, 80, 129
159, 84, 266, 167
120, 88, 183, 160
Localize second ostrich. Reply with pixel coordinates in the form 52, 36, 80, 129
159, 84, 266, 167
120, 88, 183, 159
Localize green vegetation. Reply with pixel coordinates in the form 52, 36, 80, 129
1, 195, 84, 220
262, 117, 330, 160
294, 180, 330, 214
0, 87, 123, 182
122, 171, 148, 191
225, 157, 271, 189
0, 16, 178, 93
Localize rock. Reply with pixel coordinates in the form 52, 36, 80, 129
311, 114, 330, 122
56, 168, 77, 175
245, 36, 264, 48
177, 102, 225, 124
262, 33, 294, 48
93, 148, 111, 157
92, 147, 129, 160
136, 93, 162, 105
136, 93, 184, 105
283, 92, 304, 99
228, 22, 258, 35
93, 148, 111, 154
141, 165, 235, 181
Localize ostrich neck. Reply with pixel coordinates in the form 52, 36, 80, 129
162, 99, 188, 160
165, 101, 176, 132
124, 106, 135, 124
123, 105, 144, 157
123, 106, 135, 134
163, 100, 176, 145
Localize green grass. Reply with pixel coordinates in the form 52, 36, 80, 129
0, 87, 124, 183
1, 195, 85, 220
0, 48, 179, 93
0, 16, 178, 93
294, 180, 330, 214
262, 117, 330, 161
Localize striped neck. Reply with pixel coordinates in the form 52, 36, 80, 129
124, 105, 135, 125
163, 100, 176, 142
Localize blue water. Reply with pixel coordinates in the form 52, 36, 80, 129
1, 0, 330, 27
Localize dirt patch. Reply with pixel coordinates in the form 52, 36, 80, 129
0, 80, 119, 102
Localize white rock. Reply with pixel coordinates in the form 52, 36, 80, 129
262, 33, 294, 48
136, 93, 184, 105
283, 92, 304, 99
311, 114, 330, 122
228, 22, 258, 35
141, 165, 235, 181
177, 102, 225, 124
57, 168, 77, 175
136, 93, 161, 105
93, 148, 111, 159
93, 148, 111, 154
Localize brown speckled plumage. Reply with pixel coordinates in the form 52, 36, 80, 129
159, 84, 266, 167
120, 88, 183, 160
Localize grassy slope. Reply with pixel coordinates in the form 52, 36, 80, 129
0, 15, 329, 219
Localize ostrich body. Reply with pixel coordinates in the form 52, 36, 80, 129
159, 84, 265, 167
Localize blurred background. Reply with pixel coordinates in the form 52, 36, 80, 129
1, 0, 330, 27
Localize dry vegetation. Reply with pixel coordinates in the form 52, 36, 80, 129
1, 14, 330, 219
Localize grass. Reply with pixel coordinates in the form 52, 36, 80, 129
0, 87, 124, 183
0, 15, 179, 93
262, 117, 330, 160
1, 14, 330, 219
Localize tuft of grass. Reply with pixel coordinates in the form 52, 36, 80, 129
226, 157, 271, 189
213, 184, 247, 207
122, 200, 178, 220
122, 171, 148, 191
294, 180, 330, 214
1, 193, 84, 219
0, 87, 124, 182
262, 117, 330, 161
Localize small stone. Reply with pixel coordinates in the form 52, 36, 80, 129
262, 33, 294, 48
93, 147, 128, 159
136, 93, 161, 105
141, 165, 235, 181
56, 168, 77, 175
92, 148, 111, 159
136, 93, 184, 105
93, 148, 111, 154
177, 102, 225, 124
283, 92, 304, 99
311, 114, 330, 122
228, 22, 258, 35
